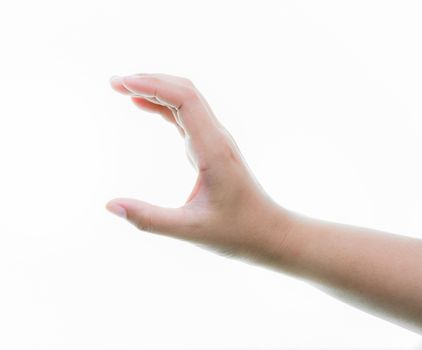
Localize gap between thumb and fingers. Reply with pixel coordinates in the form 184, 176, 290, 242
105, 198, 193, 237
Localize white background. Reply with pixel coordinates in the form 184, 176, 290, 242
0, 1, 421, 349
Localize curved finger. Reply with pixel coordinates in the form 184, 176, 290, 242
111, 76, 169, 103
131, 96, 185, 136
121, 74, 220, 141
110, 75, 132, 95
131, 74, 216, 117
131, 96, 174, 123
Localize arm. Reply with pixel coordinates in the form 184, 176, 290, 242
273, 212, 422, 334
106, 73, 422, 334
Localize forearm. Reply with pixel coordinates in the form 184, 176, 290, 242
265, 208, 422, 333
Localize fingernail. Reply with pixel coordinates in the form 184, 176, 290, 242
106, 202, 127, 219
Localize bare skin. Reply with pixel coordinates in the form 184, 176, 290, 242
106, 73, 422, 335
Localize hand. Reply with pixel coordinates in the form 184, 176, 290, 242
106, 73, 295, 261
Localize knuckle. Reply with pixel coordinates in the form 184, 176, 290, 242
181, 86, 199, 102
180, 77, 195, 87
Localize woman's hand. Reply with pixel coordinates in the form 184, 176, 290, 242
106, 73, 295, 262
107, 73, 422, 333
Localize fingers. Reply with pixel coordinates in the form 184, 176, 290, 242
110, 75, 132, 95
106, 197, 199, 238
110, 72, 238, 171
111, 76, 185, 136
130, 96, 173, 121
120, 74, 220, 142
130, 96, 185, 137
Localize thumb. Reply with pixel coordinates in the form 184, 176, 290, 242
106, 197, 194, 237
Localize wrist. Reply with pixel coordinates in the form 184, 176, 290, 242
241, 199, 303, 271
265, 205, 303, 270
